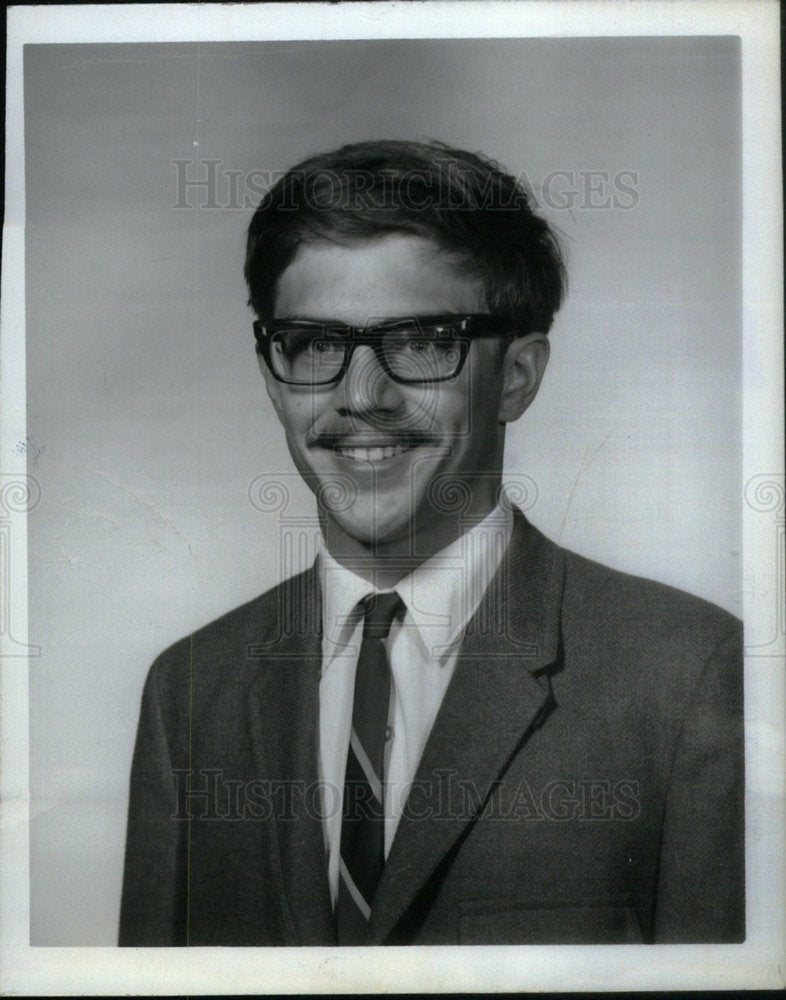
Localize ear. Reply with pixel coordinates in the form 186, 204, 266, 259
497, 333, 550, 423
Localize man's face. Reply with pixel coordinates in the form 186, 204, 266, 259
263, 234, 532, 558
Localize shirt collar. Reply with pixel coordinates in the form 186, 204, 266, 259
319, 548, 379, 653
318, 502, 514, 664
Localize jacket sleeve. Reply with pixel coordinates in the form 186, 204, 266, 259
118, 662, 188, 946
653, 624, 745, 942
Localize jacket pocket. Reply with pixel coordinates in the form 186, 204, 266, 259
458, 897, 644, 944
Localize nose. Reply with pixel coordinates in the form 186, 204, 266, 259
337, 344, 403, 414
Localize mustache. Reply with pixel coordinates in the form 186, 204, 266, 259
310, 425, 438, 448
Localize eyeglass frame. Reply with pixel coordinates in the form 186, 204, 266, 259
253, 313, 520, 386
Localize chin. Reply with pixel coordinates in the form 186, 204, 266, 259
328, 505, 413, 552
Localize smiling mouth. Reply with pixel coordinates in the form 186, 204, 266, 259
332, 443, 416, 462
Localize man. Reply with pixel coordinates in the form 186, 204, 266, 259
119, 140, 744, 946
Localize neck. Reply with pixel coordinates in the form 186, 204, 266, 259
321, 495, 501, 588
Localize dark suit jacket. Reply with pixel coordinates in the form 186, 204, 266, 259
119, 513, 744, 945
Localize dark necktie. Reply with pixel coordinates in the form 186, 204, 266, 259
337, 591, 403, 944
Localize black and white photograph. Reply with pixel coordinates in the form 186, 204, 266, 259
1, 1, 783, 994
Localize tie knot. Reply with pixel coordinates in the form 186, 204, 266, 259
361, 592, 404, 640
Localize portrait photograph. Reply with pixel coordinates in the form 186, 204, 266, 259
1, 1, 783, 994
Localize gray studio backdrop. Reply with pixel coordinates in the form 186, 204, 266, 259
25, 37, 740, 944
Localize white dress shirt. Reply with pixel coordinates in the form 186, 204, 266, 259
318, 503, 514, 906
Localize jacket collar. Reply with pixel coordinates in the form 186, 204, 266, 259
247, 564, 336, 944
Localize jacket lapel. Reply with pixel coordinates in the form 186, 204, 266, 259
247, 564, 336, 944
367, 513, 566, 943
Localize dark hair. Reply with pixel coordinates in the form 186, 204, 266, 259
244, 139, 566, 333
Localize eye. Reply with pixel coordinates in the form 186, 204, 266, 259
402, 337, 459, 357
280, 332, 343, 358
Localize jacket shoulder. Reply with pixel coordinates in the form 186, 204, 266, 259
557, 546, 742, 712
143, 567, 319, 704
538, 543, 743, 740
561, 547, 740, 639
513, 513, 740, 645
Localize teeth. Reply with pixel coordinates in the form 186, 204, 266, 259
334, 444, 411, 462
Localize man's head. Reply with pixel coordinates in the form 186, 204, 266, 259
245, 140, 566, 564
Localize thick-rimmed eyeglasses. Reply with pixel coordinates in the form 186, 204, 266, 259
253, 314, 517, 386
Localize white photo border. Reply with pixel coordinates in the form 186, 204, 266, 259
2, 1, 783, 994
